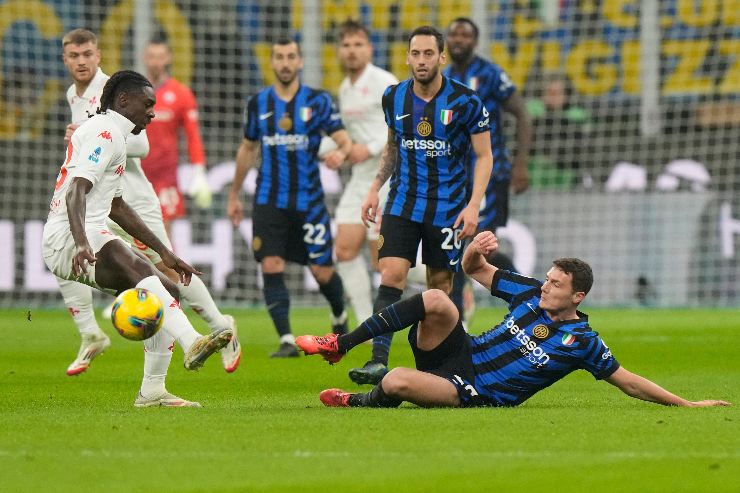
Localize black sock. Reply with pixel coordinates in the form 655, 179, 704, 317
337, 293, 426, 354
369, 285, 403, 365
318, 272, 345, 317
262, 272, 291, 337
348, 383, 402, 408
449, 272, 466, 321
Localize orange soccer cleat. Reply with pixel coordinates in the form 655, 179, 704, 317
295, 333, 344, 364
319, 388, 352, 407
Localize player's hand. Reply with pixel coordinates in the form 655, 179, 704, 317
71, 243, 96, 277
361, 189, 380, 228
511, 163, 529, 194
322, 150, 346, 170
347, 143, 371, 164
64, 123, 79, 143
471, 231, 498, 256
160, 251, 202, 286
687, 400, 732, 407
227, 195, 243, 228
454, 204, 480, 239
187, 166, 213, 209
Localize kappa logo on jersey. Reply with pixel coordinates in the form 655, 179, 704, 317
88, 146, 102, 163
300, 107, 312, 122
89, 96, 97, 106
114, 165, 124, 175
98, 131, 112, 142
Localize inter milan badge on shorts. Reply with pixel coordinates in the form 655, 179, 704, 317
253, 236, 262, 252
377, 234, 384, 251
278, 115, 293, 131
416, 117, 432, 137
533, 324, 549, 339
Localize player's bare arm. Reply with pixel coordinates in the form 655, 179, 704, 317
462, 231, 499, 290
323, 129, 352, 170
227, 138, 261, 227
604, 366, 731, 407
361, 128, 398, 227
454, 130, 492, 239
108, 196, 201, 285
66, 177, 96, 276
502, 92, 532, 194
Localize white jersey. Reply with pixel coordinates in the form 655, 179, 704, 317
338, 63, 398, 178
45, 110, 134, 248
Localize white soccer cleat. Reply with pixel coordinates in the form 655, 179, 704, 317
66, 334, 111, 376
134, 391, 202, 408
220, 315, 242, 373
183, 327, 233, 371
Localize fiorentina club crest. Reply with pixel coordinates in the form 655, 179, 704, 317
467, 77, 478, 91
440, 109, 454, 125
300, 107, 312, 122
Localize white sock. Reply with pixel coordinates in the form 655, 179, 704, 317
57, 278, 106, 339
337, 256, 373, 323
135, 276, 200, 351
280, 334, 296, 345
178, 275, 229, 332
407, 265, 428, 286
140, 328, 175, 398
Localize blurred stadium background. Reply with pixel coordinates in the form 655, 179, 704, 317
0, 0, 737, 309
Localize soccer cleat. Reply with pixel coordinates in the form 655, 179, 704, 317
269, 342, 300, 358
66, 334, 111, 376
220, 315, 242, 373
319, 388, 353, 407
348, 361, 389, 385
295, 333, 343, 364
331, 310, 348, 335
183, 327, 233, 371
134, 391, 202, 408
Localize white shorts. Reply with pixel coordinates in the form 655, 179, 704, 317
43, 223, 125, 295
106, 161, 172, 264
335, 168, 389, 241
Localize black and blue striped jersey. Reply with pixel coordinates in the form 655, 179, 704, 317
444, 56, 515, 182
381, 76, 490, 227
470, 270, 620, 406
244, 85, 344, 211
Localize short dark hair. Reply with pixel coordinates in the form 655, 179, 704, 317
448, 17, 479, 40
552, 258, 593, 295
147, 33, 171, 50
62, 28, 97, 48
337, 19, 371, 42
98, 70, 152, 113
272, 36, 301, 56
408, 26, 444, 53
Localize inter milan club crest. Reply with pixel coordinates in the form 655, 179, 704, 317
533, 324, 550, 339
300, 107, 312, 122
278, 115, 293, 131
440, 109, 454, 125
416, 117, 432, 137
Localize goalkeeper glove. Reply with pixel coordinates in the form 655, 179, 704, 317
187, 165, 212, 209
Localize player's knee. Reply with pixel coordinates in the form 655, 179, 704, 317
379, 268, 406, 288
310, 266, 333, 284
261, 256, 285, 273
382, 368, 413, 397
422, 289, 456, 316
334, 243, 358, 262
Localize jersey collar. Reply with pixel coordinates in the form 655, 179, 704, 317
106, 109, 137, 140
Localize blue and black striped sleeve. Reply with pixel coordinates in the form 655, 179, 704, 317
490, 269, 543, 303
319, 92, 344, 135
579, 334, 620, 380
464, 93, 490, 135
381, 85, 393, 128
243, 96, 259, 141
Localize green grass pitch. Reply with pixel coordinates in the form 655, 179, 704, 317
1, 306, 738, 492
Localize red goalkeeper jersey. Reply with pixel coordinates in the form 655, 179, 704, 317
141, 77, 205, 188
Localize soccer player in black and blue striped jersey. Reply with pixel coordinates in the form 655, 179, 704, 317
444, 17, 533, 324
228, 38, 353, 358
297, 231, 730, 409
351, 26, 493, 384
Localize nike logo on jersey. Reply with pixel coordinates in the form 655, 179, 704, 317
526, 302, 538, 313
450, 258, 460, 266
395, 113, 411, 120
308, 252, 325, 259
259, 112, 274, 120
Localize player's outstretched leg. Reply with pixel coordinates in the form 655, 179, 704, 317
296, 293, 427, 365
58, 278, 111, 376
135, 328, 201, 408
319, 383, 402, 408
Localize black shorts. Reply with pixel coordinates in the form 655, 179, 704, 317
408, 321, 493, 407
478, 179, 510, 231
378, 214, 463, 271
252, 203, 333, 266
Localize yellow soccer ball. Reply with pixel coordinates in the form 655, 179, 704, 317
111, 288, 164, 341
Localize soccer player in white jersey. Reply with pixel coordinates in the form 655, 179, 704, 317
332, 20, 397, 344
44, 69, 233, 406
60, 29, 241, 380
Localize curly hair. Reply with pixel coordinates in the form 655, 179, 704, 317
98, 70, 152, 113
